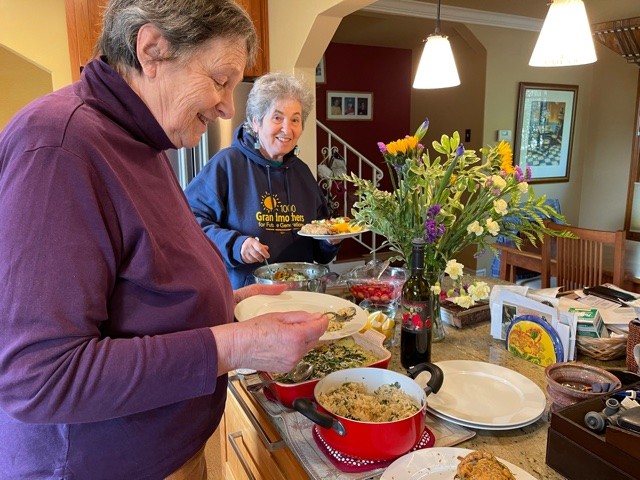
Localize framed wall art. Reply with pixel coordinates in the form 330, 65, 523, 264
514, 82, 578, 183
326, 91, 373, 120
315, 56, 326, 84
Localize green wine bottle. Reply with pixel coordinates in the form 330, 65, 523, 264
400, 238, 433, 368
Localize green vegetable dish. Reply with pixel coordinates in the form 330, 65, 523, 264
273, 338, 378, 383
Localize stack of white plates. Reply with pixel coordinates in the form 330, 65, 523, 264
426, 360, 546, 430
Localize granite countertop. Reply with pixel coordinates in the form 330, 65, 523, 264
389, 320, 624, 479
241, 282, 628, 479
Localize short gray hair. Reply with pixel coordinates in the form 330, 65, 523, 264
246, 73, 314, 128
98, 0, 257, 74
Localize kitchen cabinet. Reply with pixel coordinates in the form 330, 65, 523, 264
234, 0, 270, 78
223, 377, 308, 480
64, 0, 269, 82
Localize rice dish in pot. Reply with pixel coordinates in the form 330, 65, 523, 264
318, 381, 420, 422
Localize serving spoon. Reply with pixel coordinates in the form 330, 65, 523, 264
247, 362, 314, 393
255, 236, 274, 280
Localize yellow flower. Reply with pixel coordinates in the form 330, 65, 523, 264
498, 140, 515, 174
386, 135, 419, 156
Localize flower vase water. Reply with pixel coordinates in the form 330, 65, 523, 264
425, 270, 446, 342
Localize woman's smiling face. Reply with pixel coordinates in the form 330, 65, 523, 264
143, 35, 247, 149
252, 97, 303, 161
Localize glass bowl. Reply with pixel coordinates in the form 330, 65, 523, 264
346, 266, 406, 307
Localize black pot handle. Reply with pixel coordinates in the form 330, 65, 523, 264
292, 398, 346, 436
407, 362, 444, 396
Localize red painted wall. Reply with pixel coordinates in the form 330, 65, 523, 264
317, 42, 412, 174
316, 42, 413, 262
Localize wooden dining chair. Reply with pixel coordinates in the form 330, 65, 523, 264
541, 222, 626, 290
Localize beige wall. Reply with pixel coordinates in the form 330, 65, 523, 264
0, 0, 71, 90
469, 23, 638, 273
0, 46, 53, 128
0, 0, 71, 128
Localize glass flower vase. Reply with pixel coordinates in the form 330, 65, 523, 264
425, 271, 446, 342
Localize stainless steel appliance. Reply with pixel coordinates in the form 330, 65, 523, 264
166, 81, 253, 189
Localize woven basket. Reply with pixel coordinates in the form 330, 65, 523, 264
576, 335, 628, 361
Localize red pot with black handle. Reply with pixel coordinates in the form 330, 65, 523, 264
293, 364, 443, 461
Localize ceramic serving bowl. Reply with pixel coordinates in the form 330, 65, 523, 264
545, 361, 622, 408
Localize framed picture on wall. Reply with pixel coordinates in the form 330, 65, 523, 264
315, 56, 326, 84
514, 82, 578, 183
327, 91, 373, 120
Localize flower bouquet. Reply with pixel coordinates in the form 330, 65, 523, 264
343, 117, 571, 290
342, 118, 573, 340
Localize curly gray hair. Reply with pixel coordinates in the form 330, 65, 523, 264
246, 72, 314, 128
97, 0, 257, 75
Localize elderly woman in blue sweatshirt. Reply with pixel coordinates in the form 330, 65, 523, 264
185, 73, 340, 289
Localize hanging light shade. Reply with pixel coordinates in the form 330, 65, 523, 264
413, 0, 460, 89
529, 0, 597, 67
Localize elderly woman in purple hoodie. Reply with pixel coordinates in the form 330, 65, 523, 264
0, 1, 327, 478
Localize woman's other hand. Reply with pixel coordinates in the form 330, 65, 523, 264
241, 237, 269, 264
211, 310, 328, 375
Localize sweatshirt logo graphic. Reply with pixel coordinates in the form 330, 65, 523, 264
256, 192, 305, 232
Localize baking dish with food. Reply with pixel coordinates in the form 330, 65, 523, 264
253, 329, 391, 408
292, 364, 444, 461
252, 262, 338, 292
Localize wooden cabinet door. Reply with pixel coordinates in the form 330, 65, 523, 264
234, 0, 270, 78
65, 0, 269, 82
65, 0, 106, 82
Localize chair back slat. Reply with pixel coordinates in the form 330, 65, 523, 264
544, 222, 626, 290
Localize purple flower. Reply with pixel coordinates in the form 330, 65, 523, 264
377, 142, 387, 154
526, 166, 533, 179
424, 218, 445, 243
427, 204, 442, 217
515, 165, 525, 182
455, 144, 465, 157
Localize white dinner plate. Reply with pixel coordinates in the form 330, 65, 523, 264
427, 408, 544, 431
381, 447, 536, 479
234, 291, 367, 341
297, 227, 369, 240
426, 360, 546, 429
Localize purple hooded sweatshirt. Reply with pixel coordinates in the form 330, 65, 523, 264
0, 58, 233, 479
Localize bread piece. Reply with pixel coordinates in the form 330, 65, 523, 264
455, 450, 516, 480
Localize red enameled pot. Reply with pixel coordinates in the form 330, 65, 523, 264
257, 330, 391, 409
293, 364, 443, 461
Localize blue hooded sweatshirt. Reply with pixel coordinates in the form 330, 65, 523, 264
185, 124, 339, 288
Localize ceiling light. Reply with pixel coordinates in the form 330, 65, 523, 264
413, 0, 460, 89
529, 0, 597, 67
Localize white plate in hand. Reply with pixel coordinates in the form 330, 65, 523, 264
234, 291, 367, 341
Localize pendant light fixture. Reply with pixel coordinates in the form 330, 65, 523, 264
413, 0, 460, 89
529, 0, 597, 67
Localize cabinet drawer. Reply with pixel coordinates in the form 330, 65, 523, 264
224, 379, 309, 480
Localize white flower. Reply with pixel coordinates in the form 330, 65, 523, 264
449, 294, 474, 308
486, 218, 500, 236
431, 283, 441, 295
517, 181, 528, 193
467, 220, 483, 236
491, 175, 507, 191
493, 198, 508, 216
468, 282, 490, 301
444, 259, 464, 280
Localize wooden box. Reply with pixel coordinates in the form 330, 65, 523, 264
440, 301, 490, 328
546, 384, 640, 480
